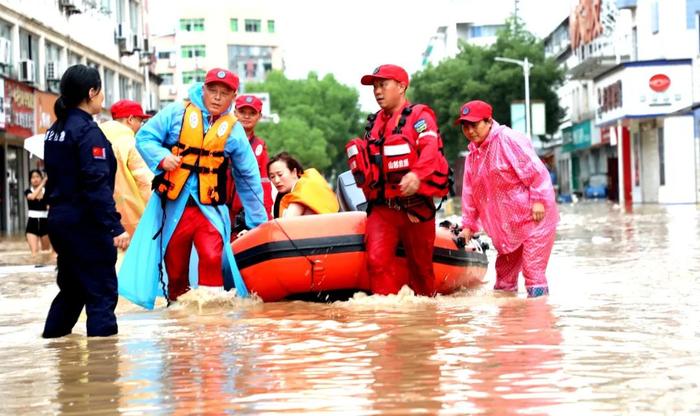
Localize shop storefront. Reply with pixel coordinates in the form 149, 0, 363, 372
560, 119, 619, 200
0, 77, 35, 234
595, 59, 696, 204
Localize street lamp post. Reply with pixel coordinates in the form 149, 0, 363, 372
495, 56, 533, 138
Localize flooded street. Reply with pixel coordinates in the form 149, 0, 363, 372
1, 202, 699, 415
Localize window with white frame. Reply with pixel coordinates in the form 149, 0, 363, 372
119, 76, 130, 100
104, 68, 115, 107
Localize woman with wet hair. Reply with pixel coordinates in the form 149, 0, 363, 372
42, 64, 129, 338
267, 152, 339, 219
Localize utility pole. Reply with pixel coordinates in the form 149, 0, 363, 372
495, 56, 533, 138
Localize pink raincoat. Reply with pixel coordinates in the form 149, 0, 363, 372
461, 121, 558, 292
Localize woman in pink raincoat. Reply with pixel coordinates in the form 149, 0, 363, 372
456, 100, 558, 297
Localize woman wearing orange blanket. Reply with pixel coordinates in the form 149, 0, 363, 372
267, 152, 339, 218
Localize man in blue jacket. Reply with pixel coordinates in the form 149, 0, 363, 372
118, 68, 267, 308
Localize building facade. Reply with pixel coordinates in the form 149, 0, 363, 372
0, 0, 157, 234
545, 0, 700, 205
152, 0, 282, 108
422, 0, 509, 67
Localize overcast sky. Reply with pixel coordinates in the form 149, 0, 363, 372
149, 0, 575, 110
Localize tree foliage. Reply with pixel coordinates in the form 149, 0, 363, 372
410, 17, 566, 162
245, 71, 364, 173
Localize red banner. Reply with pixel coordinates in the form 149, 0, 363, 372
2, 77, 35, 138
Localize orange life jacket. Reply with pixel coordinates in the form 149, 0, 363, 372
154, 103, 236, 205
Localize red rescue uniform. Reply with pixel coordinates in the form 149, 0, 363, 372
227, 133, 273, 235
365, 101, 443, 296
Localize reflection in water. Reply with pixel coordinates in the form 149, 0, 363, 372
470, 299, 565, 414
48, 337, 121, 414
1, 203, 700, 414
366, 308, 443, 414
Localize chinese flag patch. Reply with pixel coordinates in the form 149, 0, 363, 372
92, 146, 106, 159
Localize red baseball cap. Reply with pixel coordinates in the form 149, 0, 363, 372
360, 64, 410, 87
110, 99, 151, 120
204, 68, 240, 91
455, 100, 493, 125
235, 95, 263, 113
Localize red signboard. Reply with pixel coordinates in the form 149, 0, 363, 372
648, 74, 671, 93
35, 91, 58, 134
2, 77, 35, 138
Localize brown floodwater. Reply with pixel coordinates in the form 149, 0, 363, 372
1, 202, 699, 415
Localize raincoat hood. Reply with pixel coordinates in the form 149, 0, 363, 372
187, 82, 233, 118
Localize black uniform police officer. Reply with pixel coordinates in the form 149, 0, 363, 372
42, 65, 130, 338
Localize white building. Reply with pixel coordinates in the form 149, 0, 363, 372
0, 0, 157, 234
152, 0, 283, 108
421, 0, 510, 67
545, 0, 700, 205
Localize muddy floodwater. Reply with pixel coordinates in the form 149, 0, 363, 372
1, 202, 699, 415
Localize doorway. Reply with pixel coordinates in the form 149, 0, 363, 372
640, 124, 660, 202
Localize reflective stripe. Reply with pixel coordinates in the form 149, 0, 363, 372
418, 131, 438, 139
383, 143, 411, 156
346, 144, 359, 158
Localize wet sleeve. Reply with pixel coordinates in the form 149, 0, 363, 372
135, 104, 179, 174
461, 156, 480, 232
225, 122, 267, 228
78, 126, 125, 237
500, 130, 554, 203
410, 109, 441, 181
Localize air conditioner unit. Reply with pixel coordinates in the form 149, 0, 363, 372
168, 86, 178, 95
117, 27, 133, 54
19, 60, 35, 83
0, 38, 11, 65
46, 61, 61, 81
115, 23, 127, 40
59, 0, 82, 15
168, 57, 176, 68
131, 34, 141, 52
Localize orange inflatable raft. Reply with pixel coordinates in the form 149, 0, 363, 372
232, 211, 488, 302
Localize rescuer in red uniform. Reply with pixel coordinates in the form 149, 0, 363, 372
228, 94, 273, 237
354, 64, 450, 296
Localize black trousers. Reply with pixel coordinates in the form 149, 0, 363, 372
43, 218, 118, 338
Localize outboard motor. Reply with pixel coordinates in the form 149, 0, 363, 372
336, 170, 368, 212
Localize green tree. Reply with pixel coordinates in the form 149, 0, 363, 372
410, 17, 566, 162
245, 71, 363, 173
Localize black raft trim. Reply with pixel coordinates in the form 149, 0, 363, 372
234, 234, 488, 270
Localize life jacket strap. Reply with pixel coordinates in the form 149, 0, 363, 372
174, 142, 225, 157
179, 162, 227, 175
